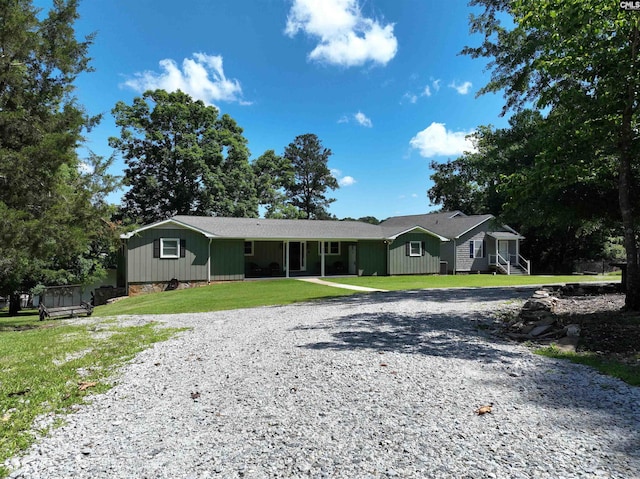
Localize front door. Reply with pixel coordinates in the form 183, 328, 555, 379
498, 240, 510, 263
289, 241, 306, 271
348, 245, 357, 274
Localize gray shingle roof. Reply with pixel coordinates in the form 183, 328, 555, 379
173, 216, 386, 240
380, 211, 498, 239
121, 211, 517, 241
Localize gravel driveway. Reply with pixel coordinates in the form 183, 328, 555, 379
7, 287, 640, 478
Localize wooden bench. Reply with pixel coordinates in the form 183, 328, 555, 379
39, 302, 93, 321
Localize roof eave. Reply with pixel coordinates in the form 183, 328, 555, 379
120, 218, 217, 239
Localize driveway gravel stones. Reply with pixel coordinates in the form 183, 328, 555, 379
6, 287, 640, 478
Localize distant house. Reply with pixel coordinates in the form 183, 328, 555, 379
119, 212, 528, 295
380, 211, 529, 275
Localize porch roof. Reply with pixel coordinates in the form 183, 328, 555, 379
487, 231, 525, 240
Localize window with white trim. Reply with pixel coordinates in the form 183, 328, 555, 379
470, 240, 484, 258
409, 241, 422, 257
244, 241, 254, 256
161, 238, 180, 258
319, 241, 340, 255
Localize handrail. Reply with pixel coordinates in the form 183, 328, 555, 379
518, 255, 531, 275
496, 253, 510, 275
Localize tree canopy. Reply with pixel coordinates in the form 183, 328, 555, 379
428, 108, 619, 272
0, 0, 118, 314
110, 89, 258, 224
464, 0, 640, 308
282, 133, 339, 219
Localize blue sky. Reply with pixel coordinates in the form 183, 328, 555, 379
48, 0, 510, 220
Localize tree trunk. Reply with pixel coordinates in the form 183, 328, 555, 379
8, 292, 21, 316
619, 23, 640, 311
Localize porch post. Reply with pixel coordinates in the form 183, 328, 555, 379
207, 238, 212, 283
495, 237, 498, 264
320, 241, 326, 277
285, 241, 290, 278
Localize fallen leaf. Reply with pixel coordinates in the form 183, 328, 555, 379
78, 381, 98, 391
475, 403, 493, 415
380, 363, 388, 367
1, 413, 11, 422
191, 391, 201, 400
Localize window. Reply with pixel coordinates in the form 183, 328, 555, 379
153, 238, 185, 259
470, 240, 484, 258
244, 241, 254, 256
409, 241, 422, 257
161, 238, 180, 259
319, 241, 340, 255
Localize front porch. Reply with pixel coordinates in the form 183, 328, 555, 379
486, 232, 531, 275
244, 239, 357, 279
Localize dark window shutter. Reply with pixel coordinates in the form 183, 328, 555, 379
405, 242, 410, 256
421, 241, 426, 256
180, 239, 186, 258
482, 240, 486, 258
469, 241, 474, 258
153, 239, 160, 258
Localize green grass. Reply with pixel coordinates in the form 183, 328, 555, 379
535, 345, 640, 386
0, 316, 182, 477
323, 274, 615, 291
96, 279, 357, 316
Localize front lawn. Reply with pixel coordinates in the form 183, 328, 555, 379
95, 279, 356, 316
0, 316, 182, 477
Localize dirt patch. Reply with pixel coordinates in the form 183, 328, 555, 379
553, 293, 640, 361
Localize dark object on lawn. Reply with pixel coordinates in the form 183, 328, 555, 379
166, 278, 179, 291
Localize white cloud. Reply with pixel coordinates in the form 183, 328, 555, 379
409, 122, 476, 158
449, 80, 473, 95
354, 111, 372, 127
332, 168, 356, 186
122, 53, 247, 105
285, 0, 397, 67
432, 79, 441, 91
402, 92, 418, 104
422, 85, 431, 97
339, 175, 356, 186
338, 115, 350, 124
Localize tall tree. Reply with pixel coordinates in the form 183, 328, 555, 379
110, 89, 258, 224
0, 0, 116, 315
283, 133, 339, 219
464, 0, 640, 308
252, 149, 300, 218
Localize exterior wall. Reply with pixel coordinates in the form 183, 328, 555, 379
388, 232, 440, 275
126, 228, 209, 284
455, 224, 516, 273
456, 228, 489, 273
211, 239, 245, 281
357, 240, 387, 276
440, 241, 455, 274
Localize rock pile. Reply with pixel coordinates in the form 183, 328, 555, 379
502, 289, 582, 350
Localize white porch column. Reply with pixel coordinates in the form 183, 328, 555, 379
320, 241, 326, 277
207, 238, 212, 283
285, 240, 290, 278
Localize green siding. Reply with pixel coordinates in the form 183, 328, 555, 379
126, 228, 209, 283
358, 240, 387, 276
389, 232, 440, 275
211, 239, 244, 280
